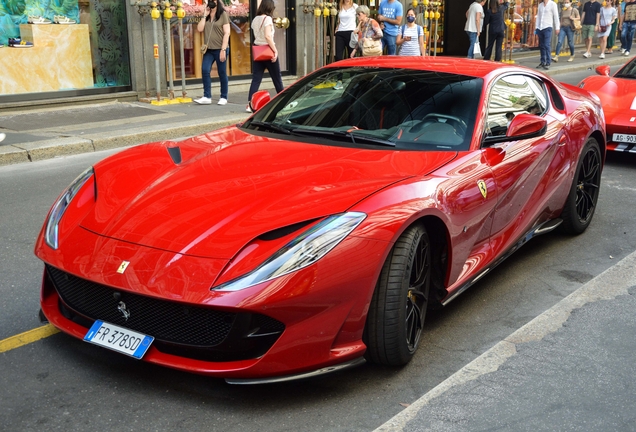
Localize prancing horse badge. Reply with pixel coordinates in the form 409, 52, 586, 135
117, 261, 130, 274
477, 180, 488, 199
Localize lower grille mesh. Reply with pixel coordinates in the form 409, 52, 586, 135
47, 265, 234, 346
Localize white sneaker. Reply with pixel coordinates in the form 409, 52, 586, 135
599, 53, 605, 59
246, 104, 252, 113
194, 96, 212, 105
625, 51, 631, 56
0, 132, 6, 143
583, 52, 591, 58
217, 98, 227, 106
621, 48, 626, 53
333, 80, 343, 90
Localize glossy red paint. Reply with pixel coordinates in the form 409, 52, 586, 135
35, 58, 605, 381
580, 60, 636, 153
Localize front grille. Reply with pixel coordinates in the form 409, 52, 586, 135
46, 265, 285, 353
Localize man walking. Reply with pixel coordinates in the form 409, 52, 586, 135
377, 0, 403, 55
465, 0, 486, 59
621, 0, 636, 56
581, 0, 601, 57
535, 0, 560, 70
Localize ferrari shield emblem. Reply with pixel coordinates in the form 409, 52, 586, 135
117, 261, 130, 274
477, 180, 488, 199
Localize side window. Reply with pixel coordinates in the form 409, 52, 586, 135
485, 75, 547, 139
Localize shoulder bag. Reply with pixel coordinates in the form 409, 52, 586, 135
361, 20, 382, 56
200, 18, 214, 53
252, 16, 275, 61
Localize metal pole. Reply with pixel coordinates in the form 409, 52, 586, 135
163, 1, 175, 101
151, 2, 163, 103
176, 2, 191, 102
139, 7, 151, 98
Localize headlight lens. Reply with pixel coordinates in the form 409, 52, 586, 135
214, 212, 366, 292
45, 167, 94, 249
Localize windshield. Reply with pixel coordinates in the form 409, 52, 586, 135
241, 67, 483, 151
614, 59, 636, 79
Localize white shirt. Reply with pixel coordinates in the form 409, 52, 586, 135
465, 2, 484, 33
336, 3, 358, 32
535, 0, 560, 31
252, 15, 274, 46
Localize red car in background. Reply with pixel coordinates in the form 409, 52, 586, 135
36, 57, 605, 384
579, 61, 636, 153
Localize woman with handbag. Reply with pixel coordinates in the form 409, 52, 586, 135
247, 0, 284, 113
552, 1, 579, 62
194, 0, 231, 106
350, 5, 383, 58
597, 0, 617, 58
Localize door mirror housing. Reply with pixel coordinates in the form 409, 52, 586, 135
250, 90, 271, 112
595, 65, 611, 76
483, 113, 547, 146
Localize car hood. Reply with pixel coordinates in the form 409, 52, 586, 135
583, 76, 636, 113
80, 128, 456, 259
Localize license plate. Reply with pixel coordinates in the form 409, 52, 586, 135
84, 320, 154, 359
612, 133, 636, 143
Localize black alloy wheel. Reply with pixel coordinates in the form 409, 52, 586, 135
364, 224, 431, 366
561, 138, 602, 234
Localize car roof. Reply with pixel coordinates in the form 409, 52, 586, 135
327, 56, 523, 79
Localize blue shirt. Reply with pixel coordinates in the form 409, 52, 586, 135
378, 0, 403, 36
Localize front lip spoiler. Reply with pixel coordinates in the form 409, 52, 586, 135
225, 357, 366, 385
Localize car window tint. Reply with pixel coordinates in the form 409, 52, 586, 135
485, 74, 546, 139
243, 67, 483, 151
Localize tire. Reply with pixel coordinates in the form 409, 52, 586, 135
364, 224, 431, 366
560, 138, 602, 235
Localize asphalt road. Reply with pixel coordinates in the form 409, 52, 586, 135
1, 69, 635, 431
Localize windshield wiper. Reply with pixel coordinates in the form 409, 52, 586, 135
249, 121, 295, 135
293, 128, 396, 147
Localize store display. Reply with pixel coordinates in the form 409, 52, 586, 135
54, 15, 77, 24
8, 38, 33, 48
28, 16, 52, 24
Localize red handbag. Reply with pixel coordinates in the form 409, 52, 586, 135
252, 16, 275, 61
252, 44, 275, 61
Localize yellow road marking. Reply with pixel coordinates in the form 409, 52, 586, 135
0, 324, 60, 353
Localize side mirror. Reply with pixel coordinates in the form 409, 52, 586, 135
506, 113, 547, 138
595, 65, 611, 76
250, 90, 271, 112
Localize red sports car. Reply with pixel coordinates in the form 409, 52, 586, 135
579, 61, 636, 153
36, 57, 605, 384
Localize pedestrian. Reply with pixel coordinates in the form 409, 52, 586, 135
607, 0, 618, 53
483, 0, 509, 61
334, 0, 358, 63
350, 5, 383, 58
396, 7, 425, 56
619, 0, 627, 53
534, 0, 560, 70
581, 0, 601, 58
598, 0, 617, 58
194, 0, 230, 106
620, 0, 636, 56
247, 0, 284, 113
376, 0, 402, 55
465, 0, 486, 59
553, 1, 580, 62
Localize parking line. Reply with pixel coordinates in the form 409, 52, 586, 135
0, 325, 59, 353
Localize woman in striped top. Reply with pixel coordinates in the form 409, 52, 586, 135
396, 8, 425, 56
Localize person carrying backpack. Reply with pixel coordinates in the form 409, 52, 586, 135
396, 7, 425, 56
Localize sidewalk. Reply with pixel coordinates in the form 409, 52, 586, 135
376, 249, 636, 432
0, 49, 627, 167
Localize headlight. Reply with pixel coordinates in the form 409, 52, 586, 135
214, 212, 366, 292
45, 167, 94, 249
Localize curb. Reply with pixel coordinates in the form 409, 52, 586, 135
0, 114, 250, 167
374, 249, 636, 431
